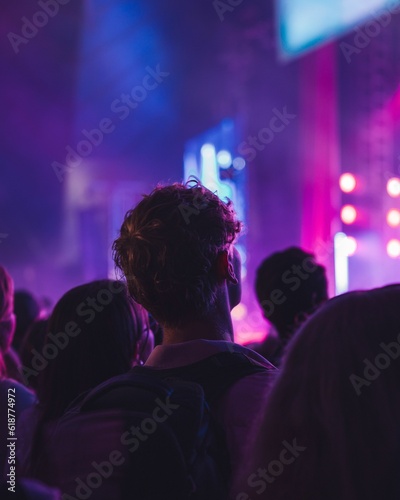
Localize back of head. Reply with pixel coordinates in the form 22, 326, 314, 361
13, 290, 41, 352
255, 246, 328, 340
0, 266, 15, 353
113, 180, 241, 328
20, 319, 49, 390
36, 280, 146, 418
243, 285, 400, 500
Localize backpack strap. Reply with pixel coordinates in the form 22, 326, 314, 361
77, 372, 180, 412
77, 350, 269, 413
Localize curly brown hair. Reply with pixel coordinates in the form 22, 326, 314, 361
113, 180, 242, 327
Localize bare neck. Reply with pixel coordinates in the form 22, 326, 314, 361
162, 307, 234, 346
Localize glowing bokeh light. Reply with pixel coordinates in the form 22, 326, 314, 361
387, 178, 400, 198
387, 239, 400, 258
216, 150, 232, 168
344, 236, 357, 256
334, 232, 349, 295
387, 209, 400, 227
233, 157, 246, 170
339, 173, 356, 193
200, 143, 215, 157
231, 303, 247, 321
340, 205, 357, 224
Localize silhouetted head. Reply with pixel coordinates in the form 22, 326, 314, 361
0, 266, 16, 354
36, 280, 149, 418
113, 180, 242, 328
13, 290, 41, 352
255, 247, 328, 342
241, 285, 400, 500
20, 319, 49, 390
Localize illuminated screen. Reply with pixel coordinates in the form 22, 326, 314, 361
277, 0, 400, 58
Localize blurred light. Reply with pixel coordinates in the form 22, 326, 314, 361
233, 157, 246, 170
200, 144, 218, 190
334, 232, 349, 295
340, 205, 357, 224
387, 178, 400, 198
339, 173, 356, 193
387, 209, 400, 227
217, 183, 233, 200
231, 303, 247, 321
200, 143, 215, 157
344, 236, 357, 256
184, 152, 198, 180
387, 239, 400, 258
216, 150, 232, 168
236, 244, 247, 264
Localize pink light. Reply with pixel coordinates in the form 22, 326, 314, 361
387, 209, 400, 227
339, 173, 356, 193
231, 303, 247, 321
387, 239, 400, 258
387, 178, 400, 198
340, 205, 357, 224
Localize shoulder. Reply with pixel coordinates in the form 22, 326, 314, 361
215, 345, 277, 426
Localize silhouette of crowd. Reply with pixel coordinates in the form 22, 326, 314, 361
1, 180, 398, 499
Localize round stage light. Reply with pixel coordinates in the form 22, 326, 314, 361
233, 157, 246, 170
387, 239, 400, 258
387, 178, 400, 198
339, 173, 356, 193
340, 205, 357, 224
216, 150, 232, 168
344, 236, 357, 256
387, 209, 400, 227
200, 143, 215, 157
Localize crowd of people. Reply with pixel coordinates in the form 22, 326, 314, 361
0, 180, 398, 499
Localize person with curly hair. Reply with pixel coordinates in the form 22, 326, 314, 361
113, 180, 276, 485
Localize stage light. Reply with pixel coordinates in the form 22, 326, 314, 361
340, 205, 357, 224
387, 239, 400, 258
200, 143, 215, 157
387, 209, 400, 227
334, 232, 349, 295
339, 173, 356, 193
233, 157, 246, 170
387, 178, 400, 198
344, 236, 357, 256
216, 150, 232, 168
